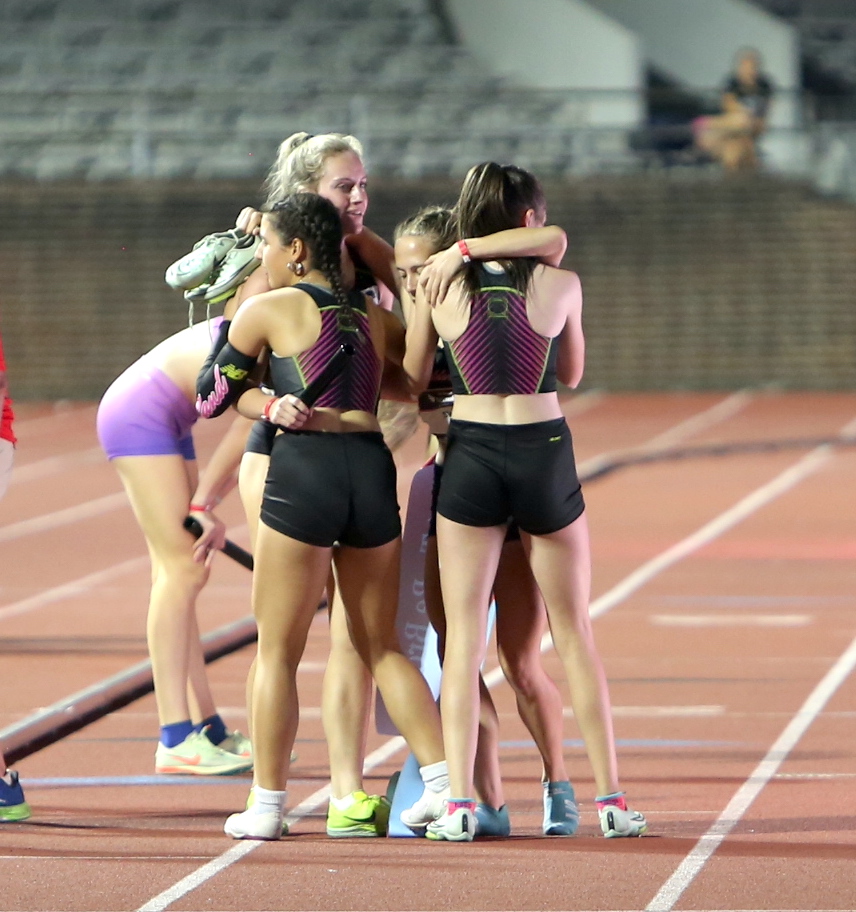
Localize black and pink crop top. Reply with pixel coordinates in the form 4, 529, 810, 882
445, 265, 558, 396
267, 283, 382, 413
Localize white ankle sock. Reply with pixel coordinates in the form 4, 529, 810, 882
251, 786, 286, 815
419, 760, 449, 793
330, 791, 358, 811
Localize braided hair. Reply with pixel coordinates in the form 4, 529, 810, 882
454, 162, 546, 296
265, 193, 354, 318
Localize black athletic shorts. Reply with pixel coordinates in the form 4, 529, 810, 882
437, 417, 585, 535
429, 459, 520, 542
245, 419, 277, 456
261, 430, 401, 548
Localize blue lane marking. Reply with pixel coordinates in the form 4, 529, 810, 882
23, 775, 326, 790
24, 775, 251, 788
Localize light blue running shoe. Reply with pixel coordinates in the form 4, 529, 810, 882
542, 781, 579, 836
474, 803, 511, 837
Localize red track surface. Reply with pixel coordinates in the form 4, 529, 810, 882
1, 391, 855, 912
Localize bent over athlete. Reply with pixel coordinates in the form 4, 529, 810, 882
196, 192, 448, 840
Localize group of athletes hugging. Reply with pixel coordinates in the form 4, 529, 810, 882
90, 131, 648, 843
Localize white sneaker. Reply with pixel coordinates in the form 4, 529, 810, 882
426, 805, 476, 842
399, 786, 449, 830
224, 807, 284, 840
204, 233, 261, 300
165, 229, 244, 289
599, 803, 648, 838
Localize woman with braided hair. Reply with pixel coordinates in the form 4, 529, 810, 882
196, 192, 447, 840
234, 131, 410, 837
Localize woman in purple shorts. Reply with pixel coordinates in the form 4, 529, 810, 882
96, 280, 266, 776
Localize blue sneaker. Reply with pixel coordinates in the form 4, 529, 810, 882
0, 770, 31, 822
474, 802, 511, 837
542, 781, 579, 835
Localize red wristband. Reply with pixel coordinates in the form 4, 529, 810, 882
188, 503, 211, 513
262, 397, 277, 422
457, 239, 472, 263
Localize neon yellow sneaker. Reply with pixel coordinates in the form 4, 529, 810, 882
155, 730, 253, 776
326, 790, 390, 838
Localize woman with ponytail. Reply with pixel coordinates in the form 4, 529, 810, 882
404, 162, 648, 842
196, 192, 447, 840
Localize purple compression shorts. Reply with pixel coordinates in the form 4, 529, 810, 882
97, 359, 198, 461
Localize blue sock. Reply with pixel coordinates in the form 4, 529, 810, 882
195, 714, 227, 745
160, 720, 194, 748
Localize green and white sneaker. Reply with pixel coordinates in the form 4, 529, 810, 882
327, 790, 390, 837
155, 729, 253, 776
165, 229, 244, 290
219, 730, 252, 761
203, 232, 261, 301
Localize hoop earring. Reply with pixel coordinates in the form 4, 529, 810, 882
287, 261, 306, 277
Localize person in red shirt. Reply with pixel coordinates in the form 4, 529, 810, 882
0, 329, 16, 500
0, 325, 30, 823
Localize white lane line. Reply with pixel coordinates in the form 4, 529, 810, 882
611, 705, 725, 718
0, 556, 150, 622
8, 447, 106, 486
643, 420, 856, 912
646, 632, 856, 912
0, 492, 128, 544
562, 705, 726, 719
585, 446, 831, 625
577, 390, 753, 476
138, 417, 841, 912
642, 390, 754, 450
0, 522, 252, 621
137, 736, 406, 912
651, 614, 811, 627
0, 395, 730, 621
774, 772, 856, 780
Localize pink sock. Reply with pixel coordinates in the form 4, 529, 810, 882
596, 791, 627, 811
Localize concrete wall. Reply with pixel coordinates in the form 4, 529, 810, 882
3, 175, 854, 399
444, 0, 645, 127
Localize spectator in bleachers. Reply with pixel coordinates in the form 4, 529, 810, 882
693, 48, 774, 172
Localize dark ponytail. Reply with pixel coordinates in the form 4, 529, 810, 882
454, 161, 546, 295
